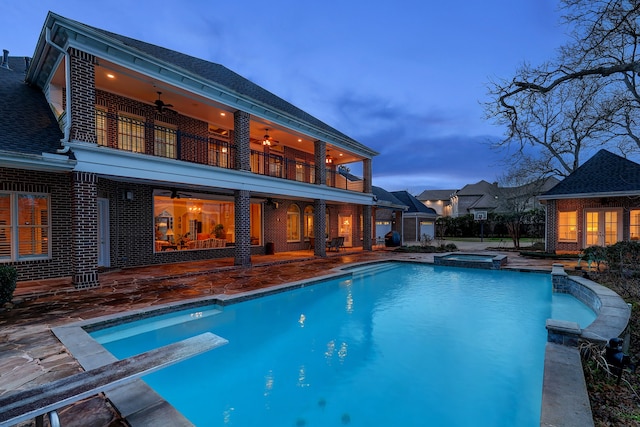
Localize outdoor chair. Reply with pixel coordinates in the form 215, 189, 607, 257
327, 236, 345, 252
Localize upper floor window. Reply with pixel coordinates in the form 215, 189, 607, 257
154, 123, 177, 159
95, 108, 108, 146
118, 114, 145, 153
287, 204, 301, 242
209, 139, 230, 168
0, 193, 50, 262
558, 211, 577, 242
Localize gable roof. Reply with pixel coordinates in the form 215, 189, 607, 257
372, 186, 407, 210
455, 180, 498, 196
0, 56, 73, 171
540, 150, 640, 199
391, 191, 437, 215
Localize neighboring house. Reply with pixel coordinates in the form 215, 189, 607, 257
372, 186, 407, 241
539, 149, 640, 254
450, 180, 499, 218
0, 12, 378, 288
390, 191, 438, 244
415, 189, 455, 216
438, 177, 558, 218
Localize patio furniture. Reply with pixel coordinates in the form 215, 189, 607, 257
327, 236, 345, 252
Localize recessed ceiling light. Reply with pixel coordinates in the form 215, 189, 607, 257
106, 73, 115, 79
298, 138, 302, 142
220, 112, 226, 116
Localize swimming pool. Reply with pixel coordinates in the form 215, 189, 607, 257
91, 262, 595, 427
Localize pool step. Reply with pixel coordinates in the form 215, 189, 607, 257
93, 307, 223, 344
348, 262, 399, 276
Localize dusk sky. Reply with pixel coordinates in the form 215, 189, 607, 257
2, 1, 569, 194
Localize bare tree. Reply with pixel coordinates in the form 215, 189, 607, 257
488, 0, 640, 171
492, 170, 555, 249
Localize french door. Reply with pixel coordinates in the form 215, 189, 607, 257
584, 209, 621, 247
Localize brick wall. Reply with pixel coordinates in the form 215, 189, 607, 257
547, 196, 639, 253
72, 172, 99, 288
0, 168, 72, 282
69, 48, 96, 143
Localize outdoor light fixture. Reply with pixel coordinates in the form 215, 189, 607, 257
325, 155, 333, 164
263, 129, 272, 146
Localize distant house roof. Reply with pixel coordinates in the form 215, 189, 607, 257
455, 180, 498, 196
373, 186, 407, 210
416, 189, 456, 201
391, 191, 437, 216
540, 150, 640, 199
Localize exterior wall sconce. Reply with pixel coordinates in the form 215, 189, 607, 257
122, 190, 134, 201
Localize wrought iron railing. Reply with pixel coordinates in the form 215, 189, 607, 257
97, 113, 354, 190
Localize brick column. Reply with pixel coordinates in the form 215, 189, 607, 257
314, 140, 327, 185
234, 110, 250, 171
234, 189, 251, 266
545, 200, 556, 254
69, 48, 96, 143
363, 205, 373, 251
363, 158, 372, 193
72, 172, 99, 288
314, 199, 327, 257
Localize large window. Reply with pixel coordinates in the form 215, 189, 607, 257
0, 193, 50, 261
153, 193, 262, 252
287, 204, 301, 242
558, 211, 577, 242
118, 114, 145, 153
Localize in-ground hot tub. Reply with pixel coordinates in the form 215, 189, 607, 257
433, 252, 507, 269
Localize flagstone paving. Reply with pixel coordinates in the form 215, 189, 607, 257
0, 245, 560, 427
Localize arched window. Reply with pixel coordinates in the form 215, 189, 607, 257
287, 204, 301, 242
304, 206, 314, 238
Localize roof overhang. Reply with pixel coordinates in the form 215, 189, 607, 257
0, 150, 75, 172
28, 12, 378, 160
538, 191, 640, 201
66, 142, 375, 205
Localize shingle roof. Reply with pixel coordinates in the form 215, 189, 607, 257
372, 186, 406, 208
542, 150, 640, 198
391, 191, 437, 215
416, 189, 456, 201
0, 57, 63, 156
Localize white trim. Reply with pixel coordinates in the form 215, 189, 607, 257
67, 142, 375, 205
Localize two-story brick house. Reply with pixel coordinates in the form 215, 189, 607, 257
0, 12, 378, 289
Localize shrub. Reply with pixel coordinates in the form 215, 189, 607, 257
0, 265, 17, 305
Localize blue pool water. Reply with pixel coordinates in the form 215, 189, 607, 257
92, 263, 595, 427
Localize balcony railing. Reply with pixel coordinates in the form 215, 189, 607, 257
94, 113, 360, 191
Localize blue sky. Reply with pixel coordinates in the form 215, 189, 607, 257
2, 0, 568, 193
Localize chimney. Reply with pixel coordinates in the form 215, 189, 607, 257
1, 49, 9, 69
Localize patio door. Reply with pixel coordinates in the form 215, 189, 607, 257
98, 198, 110, 267
584, 209, 621, 247
339, 214, 352, 247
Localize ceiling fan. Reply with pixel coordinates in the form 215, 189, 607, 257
153, 91, 174, 113
158, 188, 192, 199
